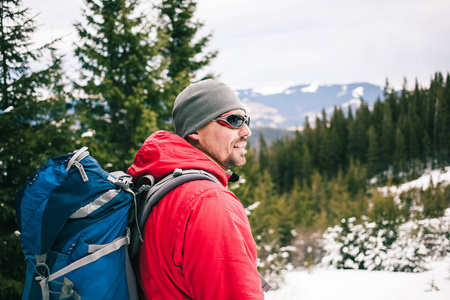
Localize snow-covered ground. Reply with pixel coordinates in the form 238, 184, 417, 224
265, 257, 450, 299
378, 167, 450, 197
266, 168, 450, 299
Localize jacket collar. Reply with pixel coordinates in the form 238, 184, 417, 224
197, 149, 240, 183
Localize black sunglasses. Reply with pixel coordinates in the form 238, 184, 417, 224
212, 114, 251, 129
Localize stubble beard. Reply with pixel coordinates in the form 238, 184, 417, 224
222, 153, 246, 170
222, 137, 247, 169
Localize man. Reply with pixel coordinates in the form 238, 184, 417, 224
127, 79, 264, 299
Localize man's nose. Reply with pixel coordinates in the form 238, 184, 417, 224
240, 123, 251, 137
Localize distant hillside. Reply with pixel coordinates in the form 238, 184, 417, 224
237, 82, 384, 130
248, 127, 295, 149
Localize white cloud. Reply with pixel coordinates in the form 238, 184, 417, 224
23, 0, 450, 91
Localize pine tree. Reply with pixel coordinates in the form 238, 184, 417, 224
435, 73, 450, 166
385, 81, 400, 123
366, 125, 381, 177
74, 0, 158, 170
421, 181, 447, 219
410, 80, 428, 152
0, 0, 76, 296
271, 137, 291, 192
258, 133, 269, 171
316, 110, 333, 176
408, 116, 424, 178
280, 135, 303, 192
156, 0, 217, 123
426, 73, 444, 168
302, 116, 317, 166
344, 159, 368, 198
310, 170, 325, 215
329, 106, 348, 171
393, 126, 407, 181
301, 143, 313, 186
348, 101, 370, 163
290, 130, 304, 180
380, 101, 395, 174
372, 98, 384, 137
326, 173, 353, 225
367, 190, 401, 247
289, 180, 316, 228
405, 83, 428, 172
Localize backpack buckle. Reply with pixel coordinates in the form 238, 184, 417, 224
173, 168, 183, 177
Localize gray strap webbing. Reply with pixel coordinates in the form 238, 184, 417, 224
66, 147, 90, 182
125, 246, 139, 300
39, 278, 50, 300
48, 234, 129, 282
70, 189, 120, 219
137, 169, 220, 230
66, 147, 89, 171
129, 169, 220, 258
136, 174, 155, 190
110, 171, 144, 244
34, 254, 50, 300
260, 274, 271, 292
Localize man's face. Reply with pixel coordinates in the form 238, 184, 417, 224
188, 109, 252, 169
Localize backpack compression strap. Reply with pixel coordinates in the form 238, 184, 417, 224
35, 232, 130, 300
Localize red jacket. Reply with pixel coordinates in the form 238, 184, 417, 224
127, 131, 263, 299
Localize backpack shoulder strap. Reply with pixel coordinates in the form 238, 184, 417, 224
137, 168, 220, 230
129, 169, 219, 258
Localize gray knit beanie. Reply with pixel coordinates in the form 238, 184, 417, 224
173, 79, 246, 138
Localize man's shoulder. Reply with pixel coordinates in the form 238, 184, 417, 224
180, 180, 245, 213
181, 179, 234, 196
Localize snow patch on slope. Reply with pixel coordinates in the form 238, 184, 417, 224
301, 82, 320, 93
242, 98, 286, 128
352, 86, 364, 98
337, 85, 348, 97
378, 167, 450, 197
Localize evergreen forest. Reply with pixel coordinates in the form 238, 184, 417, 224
232, 74, 450, 284
1, 0, 449, 297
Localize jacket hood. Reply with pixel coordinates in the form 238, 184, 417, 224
127, 130, 230, 187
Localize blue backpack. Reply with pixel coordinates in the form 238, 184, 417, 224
15, 147, 140, 300
15, 147, 236, 300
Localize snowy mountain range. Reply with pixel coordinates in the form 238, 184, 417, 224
237, 82, 384, 131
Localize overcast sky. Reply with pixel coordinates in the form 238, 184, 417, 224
23, 0, 450, 92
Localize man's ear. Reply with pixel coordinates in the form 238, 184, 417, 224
187, 132, 200, 141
